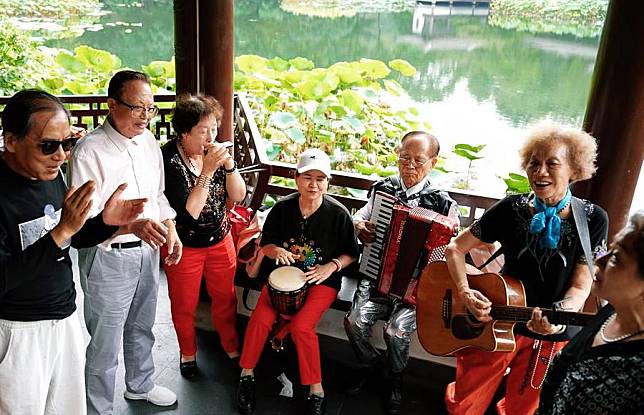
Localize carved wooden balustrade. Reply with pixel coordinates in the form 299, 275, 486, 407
232, 93, 499, 227
1, 92, 500, 225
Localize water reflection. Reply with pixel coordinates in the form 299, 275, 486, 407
51, 0, 601, 195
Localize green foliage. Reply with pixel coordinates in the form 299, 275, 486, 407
452, 143, 486, 189
0, 0, 101, 19
0, 0, 104, 41
0, 26, 36, 95
234, 54, 431, 177
453, 143, 485, 161
489, 0, 608, 38
502, 172, 531, 194
44, 46, 121, 95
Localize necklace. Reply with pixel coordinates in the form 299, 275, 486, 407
599, 313, 644, 343
177, 139, 199, 173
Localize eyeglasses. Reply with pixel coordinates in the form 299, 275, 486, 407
398, 155, 432, 168
114, 97, 159, 118
40, 135, 79, 155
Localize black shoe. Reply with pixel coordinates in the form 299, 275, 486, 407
179, 359, 197, 379
387, 372, 403, 415
236, 375, 256, 414
306, 394, 326, 415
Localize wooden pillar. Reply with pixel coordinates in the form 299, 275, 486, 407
174, 0, 234, 142
574, 0, 644, 239
200, 0, 234, 142
174, 0, 199, 93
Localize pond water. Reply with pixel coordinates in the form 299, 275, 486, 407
50, 0, 603, 196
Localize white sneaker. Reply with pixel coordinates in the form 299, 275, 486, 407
124, 385, 177, 406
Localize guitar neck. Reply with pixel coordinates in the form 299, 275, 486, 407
490, 305, 595, 326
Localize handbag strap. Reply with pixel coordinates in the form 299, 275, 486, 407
571, 197, 595, 278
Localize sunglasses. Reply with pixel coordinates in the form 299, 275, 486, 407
39, 135, 79, 155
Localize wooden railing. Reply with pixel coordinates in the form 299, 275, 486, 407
232, 93, 499, 227
0, 94, 176, 141
1, 92, 500, 225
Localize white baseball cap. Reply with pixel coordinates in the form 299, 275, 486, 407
296, 148, 332, 178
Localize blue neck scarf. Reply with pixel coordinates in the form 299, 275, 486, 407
529, 189, 571, 250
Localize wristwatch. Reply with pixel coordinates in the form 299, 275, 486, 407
223, 161, 237, 174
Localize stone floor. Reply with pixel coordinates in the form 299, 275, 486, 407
71, 250, 457, 415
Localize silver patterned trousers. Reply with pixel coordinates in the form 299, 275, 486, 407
344, 278, 416, 374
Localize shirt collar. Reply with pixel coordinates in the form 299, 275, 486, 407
400, 176, 429, 197
103, 118, 143, 151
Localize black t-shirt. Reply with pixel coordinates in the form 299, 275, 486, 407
471, 194, 608, 340
0, 156, 117, 321
538, 305, 644, 414
259, 193, 359, 291
162, 140, 230, 248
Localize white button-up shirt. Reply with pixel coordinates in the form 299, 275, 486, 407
69, 119, 176, 248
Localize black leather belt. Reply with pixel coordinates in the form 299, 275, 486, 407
110, 241, 142, 249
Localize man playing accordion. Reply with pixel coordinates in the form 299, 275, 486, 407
345, 131, 459, 414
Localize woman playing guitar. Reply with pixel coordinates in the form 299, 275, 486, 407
443, 121, 608, 415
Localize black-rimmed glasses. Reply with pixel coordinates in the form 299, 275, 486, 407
114, 97, 159, 118
40, 135, 79, 155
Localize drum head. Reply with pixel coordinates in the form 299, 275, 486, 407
269, 266, 306, 292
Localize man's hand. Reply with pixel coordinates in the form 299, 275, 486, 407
459, 288, 493, 322
102, 183, 147, 226
163, 219, 183, 265
355, 220, 376, 244
50, 181, 95, 247
128, 219, 168, 248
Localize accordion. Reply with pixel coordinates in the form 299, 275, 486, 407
358, 191, 458, 305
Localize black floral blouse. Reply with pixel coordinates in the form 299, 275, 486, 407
162, 140, 230, 247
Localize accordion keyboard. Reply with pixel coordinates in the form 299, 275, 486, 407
358, 191, 397, 280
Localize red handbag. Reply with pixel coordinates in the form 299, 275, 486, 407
228, 205, 253, 248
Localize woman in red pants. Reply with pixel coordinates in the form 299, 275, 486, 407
236, 149, 359, 415
161, 93, 247, 378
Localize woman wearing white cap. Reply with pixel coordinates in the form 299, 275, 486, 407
236, 149, 359, 415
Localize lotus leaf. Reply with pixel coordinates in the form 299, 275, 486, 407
236, 55, 268, 73
388, 59, 416, 76
288, 57, 314, 70
340, 89, 364, 113
285, 127, 306, 144
55, 52, 87, 73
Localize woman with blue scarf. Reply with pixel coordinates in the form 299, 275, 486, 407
443, 121, 609, 415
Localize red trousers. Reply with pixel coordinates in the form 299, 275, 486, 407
239, 284, 337, 385
445, 334, 566, 415
161, 233, 239, 356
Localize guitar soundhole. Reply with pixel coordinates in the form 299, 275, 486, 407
451, 312, 485, 340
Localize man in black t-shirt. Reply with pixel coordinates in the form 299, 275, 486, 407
345, 131, 458, 414
0, 90, 144, 414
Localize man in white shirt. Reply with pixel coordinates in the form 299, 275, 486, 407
70, 70, 182, 414
344, 131, 459, 414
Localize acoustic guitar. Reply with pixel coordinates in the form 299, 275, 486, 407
416, 260, 595, 356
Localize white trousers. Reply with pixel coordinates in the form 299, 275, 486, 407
0, 312, 86, 415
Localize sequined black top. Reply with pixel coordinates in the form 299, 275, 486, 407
162, 140, 230, 247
